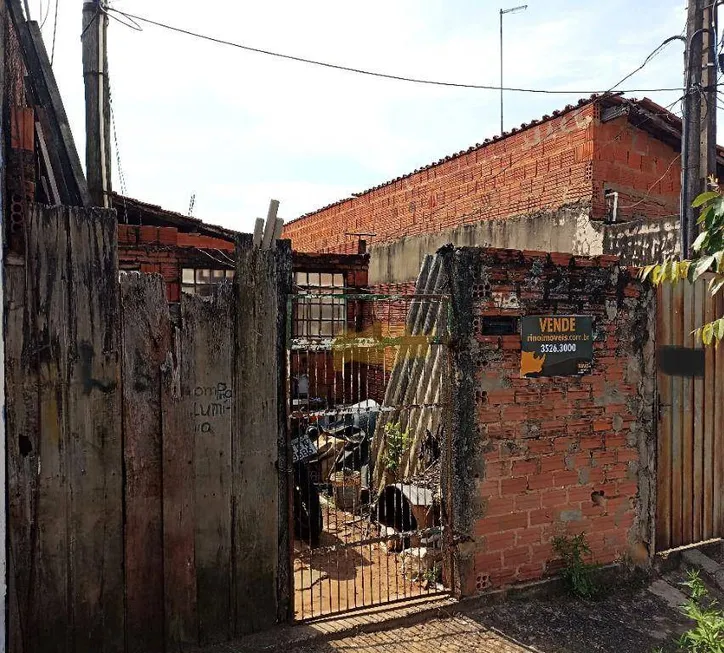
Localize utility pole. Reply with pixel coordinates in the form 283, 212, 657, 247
82, 1, 112, 207
700, 1, 718, 205
681, 0, 717, 257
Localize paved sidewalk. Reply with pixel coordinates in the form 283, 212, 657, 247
223, 546, 724, 653
291, 615, 534, 652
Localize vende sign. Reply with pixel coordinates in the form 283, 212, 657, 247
520, 315, 593, 378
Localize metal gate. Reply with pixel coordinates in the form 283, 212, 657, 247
656, 277, 724, 551
287, 277, 453, 619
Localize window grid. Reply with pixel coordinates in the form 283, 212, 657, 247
294, 272, 346, 338
182, 268, 234, 297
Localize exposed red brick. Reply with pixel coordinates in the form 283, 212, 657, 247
500, 477, 528, 496
158, 227, 178, 245
139, 226, 160, 244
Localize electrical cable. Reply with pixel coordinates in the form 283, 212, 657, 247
619, 154, 682, 210
105, 7, 685, 96
50, 0, 59, 66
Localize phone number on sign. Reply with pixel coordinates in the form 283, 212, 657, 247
540, 343, 577, 354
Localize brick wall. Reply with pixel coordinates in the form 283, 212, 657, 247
442, 247, 656, 595
283, 99, 682, 258
118, 224, 235, 303
284, 103, 597, 253
592, 117, 680, 223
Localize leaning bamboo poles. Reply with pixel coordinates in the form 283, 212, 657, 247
371, 254, 448, 496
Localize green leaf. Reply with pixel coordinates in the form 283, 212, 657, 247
709, 275, 724, 295
652, 264, 666, 285
702, 322, 715, 346
697, 205, 714, 225
661, 259, 673, 282
640, 264, 656, 282
693, 255, 716, 281
692, 190, 720, 207
692, 231, 709, 252
717, 319, 724, 341
716, 251, 724, 272
679, 260, 692, 281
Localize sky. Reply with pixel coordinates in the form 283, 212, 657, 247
35, 0, 691, 233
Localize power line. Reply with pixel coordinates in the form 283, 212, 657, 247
105, 7, 684, 96
50, 0, 59, 65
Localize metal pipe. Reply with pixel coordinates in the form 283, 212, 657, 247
499, 5, 527, 135
499, 9, 503, 135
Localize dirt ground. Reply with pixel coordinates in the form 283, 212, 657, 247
284, 572, 697, 653
249, 557, 724, 653
294, 502, 444, 619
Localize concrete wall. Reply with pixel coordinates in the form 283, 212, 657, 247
370, 206, 681, 285
603, 216, 680, 267
369, 201, 604, 285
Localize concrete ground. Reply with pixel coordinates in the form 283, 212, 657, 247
219, 543, 724, 653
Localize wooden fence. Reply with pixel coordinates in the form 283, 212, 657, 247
655, 276, 724, 551
6, 205, 292, 653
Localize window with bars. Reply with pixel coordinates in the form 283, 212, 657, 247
294, 272, 346, 338
182, 268, 234, 296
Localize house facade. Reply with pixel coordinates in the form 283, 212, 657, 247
283, 95, 721, 285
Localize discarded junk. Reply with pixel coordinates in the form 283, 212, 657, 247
291, 399, 379, 547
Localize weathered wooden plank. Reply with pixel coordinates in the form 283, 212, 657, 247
6, 253, 37, 653
670, 281, 684, 547
65, 207, 123, 653
233, 241, 292, 634
655, 283, 673, 550
26, 22, 91, 206
6, 0, 90, 206
121, 273, 168, 653
276, 243, 294, 625
162, 328, 198, 649
27, 206, 71, 652
692, 279, 705, 542
182, 286, 234, 644
703, 279, 715, 540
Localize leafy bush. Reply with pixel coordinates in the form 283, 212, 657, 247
676, 570, 724, 652
383, 421, 410, 474
551, 533, 600, 599
642, 180, 724, 345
